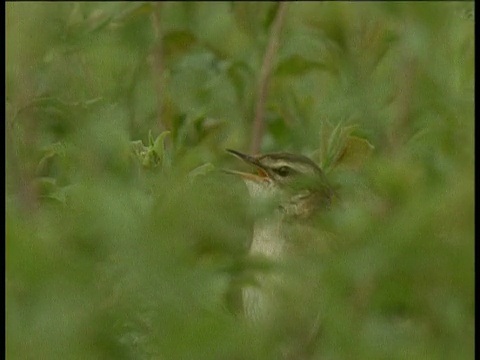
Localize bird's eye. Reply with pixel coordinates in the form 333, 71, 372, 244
274, 166, 291, 177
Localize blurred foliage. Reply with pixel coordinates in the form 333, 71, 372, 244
6, 2, 473, 360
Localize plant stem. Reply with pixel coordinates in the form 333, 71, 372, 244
150, 3, 166, 134
250, 2, 288, 154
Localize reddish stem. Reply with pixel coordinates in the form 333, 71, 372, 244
250, 2, 288, 154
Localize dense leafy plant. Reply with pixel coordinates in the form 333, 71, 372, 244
6, 2, 473, 360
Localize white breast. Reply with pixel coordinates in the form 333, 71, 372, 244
242, 179, 286, 323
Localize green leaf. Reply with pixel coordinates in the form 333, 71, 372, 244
131, 140, 147, 156
114, 2, 154, 24
231, 2, 274, 37
36, 142, 67, 176
188, 163, 215, 181
148, 130, 154, 147
334, 135, 375, 171
275, 55, 326, 76
163, 30, 198, 60
152, 131, 170, 160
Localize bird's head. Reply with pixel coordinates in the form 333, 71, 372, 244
225, 149, 334, 217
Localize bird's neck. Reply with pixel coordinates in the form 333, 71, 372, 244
244, 180, 332, 257
282, 189, 331, 219
251, 212, 285, 257
243, 180, 286, 257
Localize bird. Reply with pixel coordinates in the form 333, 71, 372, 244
224, 149, 336, 359
224, 149, 335, 219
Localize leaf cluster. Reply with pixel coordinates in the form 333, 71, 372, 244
6, 2, 473, 360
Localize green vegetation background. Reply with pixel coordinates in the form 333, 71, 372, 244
6, 2, 474, 360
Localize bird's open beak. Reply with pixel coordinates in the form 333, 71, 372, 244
224, 149, 270, 183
